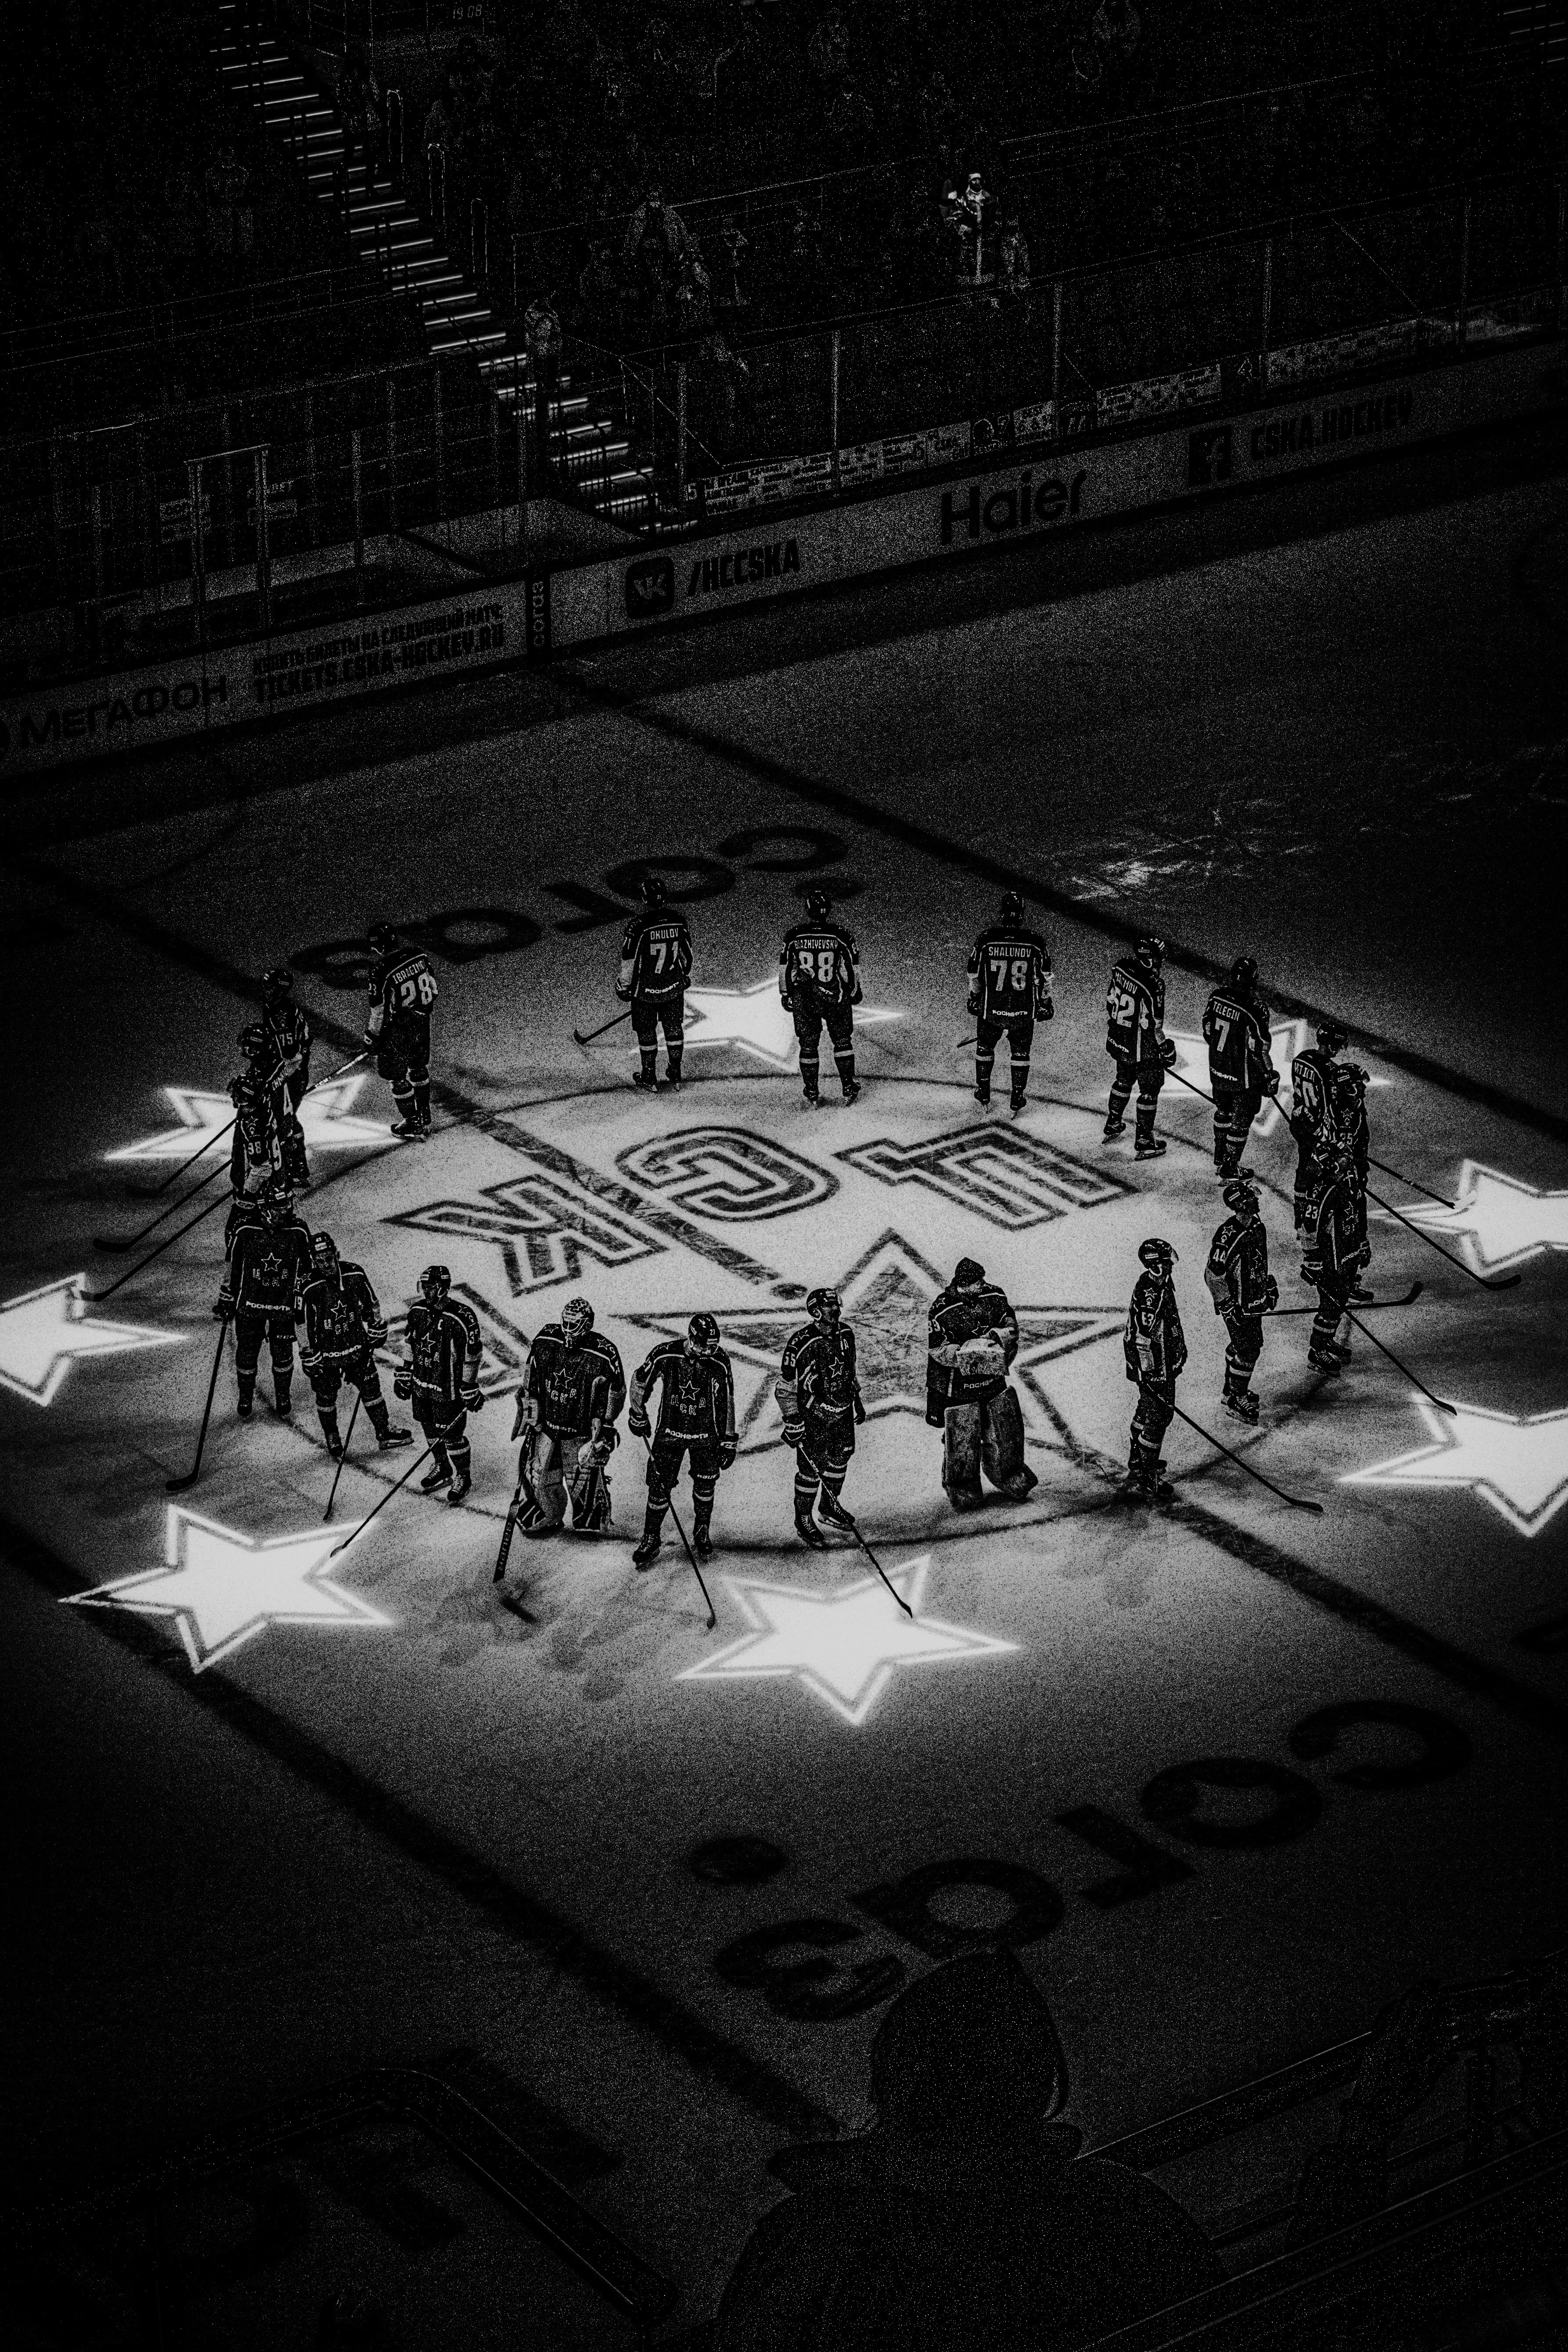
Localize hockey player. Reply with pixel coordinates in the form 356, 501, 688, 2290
1302, 1149, 1369, 1375
776, 1286, 866, 1548
616, 876, 693, 1092
394, 1265, 484, 1502
260, 966, 313, 1188
215, 1178, 313, 1419
1289, 1021, 1348, 1230
297, 1232, 412, 1457
228, 1028, 282, 1203
1202, 956, 1279, 1177
780, 890, 863, 1108
926, 1257, 1038, 1512
1105, 935, 1177, 1159
967, 891, 1054, 1115
1123, 1238, 1187, 1501
365, 922, 438, 1139
1332, 1061, 1374, 1301
627, 1313, 737, 1567
1203, 1178, 1278, 1423
511, 1296, 626, 1536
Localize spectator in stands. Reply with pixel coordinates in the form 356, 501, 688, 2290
826, 82, 879, 161
918, 69, 957, 174
422, 93, 452, 234
808, 8, 852, 91
998, 212, 1031, 305
341, 46, 384, 191
715, 213, 750, 312
945, 168, 994, 284
1092, 0, 1142, 67
522, 286, 562, 493
622, 185, 696, 332
713, 1950, 1222, 2351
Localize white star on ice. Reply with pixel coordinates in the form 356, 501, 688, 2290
681, 976, 901, 1067
1396, 1163, 1568, 1276
1344, 1396, 1568, 1538
0, 1276, 182, 1407
680, 1555, 1016, 1726
1166, 1018, 1390, 1138
64, 1505, 391, 1672
107, 1078, 392, 1163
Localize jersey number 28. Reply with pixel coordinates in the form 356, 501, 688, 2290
397, 969, 438, 1010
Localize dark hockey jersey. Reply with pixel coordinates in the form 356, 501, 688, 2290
1124, 1272, 1187, 1385
968, 924, 1053, 1021
229, 1081, 280, 1196
1303, 1172, 1369, 1285
262, 1001, 312, 1085
224, 1221, 312, 1318
779, 919, 861, 1010
1106, 957, 1166, 1067
617, 909, 693, 1002
524, 1325, 626, 1438
299, 1263, 386, 1369
630, 1339, 737, 1448
1290, 1048, 1339, 1147
927, 1279, 1019, 1411
776, 1324, 861, 1427
405, 1296, 483, 1404
367, 947, 438, 1039
1204, 1217, 1273, 1317
1203, 989, 1274, 1092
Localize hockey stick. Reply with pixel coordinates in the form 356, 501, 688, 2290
800, 1446, 912, 1615
95, 1157, 231, 1252
1341, 1309, 1457, 1416
331, 1410, 464, 1556
573, 1008, 634, 1048
322, 1388, 363, 1524
165, 1317, 229, 1493
952, 1034, 977, 1052
639, 1435, 716, 1629
493, 1479, 526, 1582
124, 1114, 236, 1201
1273, 1282, 1423, 1315
83, 1189, 232, 1302
1163, 1394, 1324, 1512
1364, 1182, 1521, 1291
1365, 1153, 1458, 1211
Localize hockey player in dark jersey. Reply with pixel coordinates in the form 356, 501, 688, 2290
967, 891, 1054, 1116
627, 1313, 737, 1566
365, 923, 438, 1139
1123, 1238, 1186, 1500
780, 890, 863, 1108
1202, 957, 1279, 1178
511, 1296, 626, 1537
260, 966, 312, 1188
297, 1232, 411, 1457
616, 877, 693, 1092
228, 1028, 282, 1202
394, 1265, 484, 1503
1104, 936, 1177, 1159
215, 1178, 313, 1419
1301, 1150, 1369, 1375
926, 1258, 1037, 1512
1203, 1178, 1278, 1424
776, 1287, 866, 1548
1289, 1021, 1348, 1230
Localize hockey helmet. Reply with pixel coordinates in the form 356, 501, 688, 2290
999, 890, 1025, 924
1133, 933, 1166, 969
687, 1311, 721, 1354
419, 1264, 451, 1303
640, 874, 669, 906
805, 1285, 841, 1326
1138, 1237, 1177, 1271
560, 1296, 595, 1343
1316, 1022, 1349, 1056
258, 1181, 295, 1227
1221, 1179, 1260, 1217
1228, 955, 1259, 996
367, 923, 401, 954
804, 888, 833, 921
311, 1232, 341, 1276
262, 966, 294, 1001
237, 1021, 270, 1065
953, 1257, 986, 1289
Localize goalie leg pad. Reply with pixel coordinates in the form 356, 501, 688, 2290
981, 1386, 1037, 1496
942, 1403, 984, 1505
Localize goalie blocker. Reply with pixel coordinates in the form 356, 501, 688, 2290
927, 1258, 1038, 1513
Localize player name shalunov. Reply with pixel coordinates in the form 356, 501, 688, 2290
1249, 386, 1414, 462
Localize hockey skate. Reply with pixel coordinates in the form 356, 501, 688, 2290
973, 1087, 991, 1109
631, 1069, 658, 1092
841, 1081, 862, 1106
1102, 1112, 1126, 1139
694, 1524, 715, 1561
376, 1424, 414, 1450
1134, 1135, 1167, 1160
321, 1424, 344, 1459
272, 1387, 293, 1418
817, 1490, 856, 1529
420, 1459, 453, 1492
1308, 1346, 1343, 1375
632, 1530, 662, 1570
1223, 1390, 1260, 1425
795, 1511, 827, 1550
390, 1117, 428, 1141
1008, 1096, 1027, 1119
446, 1471, 471, 1507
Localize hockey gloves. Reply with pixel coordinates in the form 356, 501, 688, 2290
462, 1386, 485, 1413
782, 1420, 805, 1448
627, 1403, 652, 1439
1160, 1037, 1178, 1068
719, 1439, 737, 1470
393, 1370, 413, 1400
853, 1395, 867, 1423
1264, 1275, 1280, 1312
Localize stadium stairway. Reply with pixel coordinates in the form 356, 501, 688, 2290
208, 0, 662, 530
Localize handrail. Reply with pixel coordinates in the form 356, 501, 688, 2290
0, 263, 390, 372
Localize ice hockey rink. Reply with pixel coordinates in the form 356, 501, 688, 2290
5, 422, 1568, 2345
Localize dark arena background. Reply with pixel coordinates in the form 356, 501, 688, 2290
5, 3, 1568, 2347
